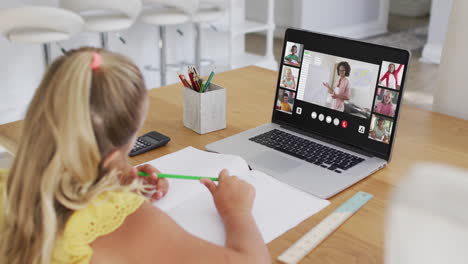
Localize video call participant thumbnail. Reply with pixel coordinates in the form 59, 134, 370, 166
280, 66, 299, 91
374, 88, 398, 117
379, 61, 404, 90
276, 89, 296, 114
369, 114, 393, 144
283, 42, 303, 67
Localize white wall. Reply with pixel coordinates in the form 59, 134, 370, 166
432, 0, 468, 120
0, 0, 242, 124
421, 0, 453, 64
246, 0, 388, 39
300, 0, 379, 31
246, 0, 299, 37
300, 0, 388, 39
0, 0, 50, 124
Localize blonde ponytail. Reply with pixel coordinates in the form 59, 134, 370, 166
0, 47, 147, 264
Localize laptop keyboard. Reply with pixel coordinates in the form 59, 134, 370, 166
249, 129, 365, 173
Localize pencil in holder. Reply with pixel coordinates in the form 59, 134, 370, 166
183, 82, 226, 134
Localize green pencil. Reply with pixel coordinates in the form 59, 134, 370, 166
203, 71, 215, 93
137, 171, 219, 181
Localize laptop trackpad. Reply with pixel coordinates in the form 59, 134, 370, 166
249, 151, 301, 173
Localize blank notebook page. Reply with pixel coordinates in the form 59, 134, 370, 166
144, 147, 330, 245
147, 147, 250, 211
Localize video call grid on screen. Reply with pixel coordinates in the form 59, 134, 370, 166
272, 29, 410, 160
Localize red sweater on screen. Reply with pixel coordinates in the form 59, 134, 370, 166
379, 64, 403, 89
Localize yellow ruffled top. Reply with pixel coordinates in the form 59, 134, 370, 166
0, 169, 145, 264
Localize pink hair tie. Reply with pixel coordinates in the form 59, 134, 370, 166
91, 52, 102, 70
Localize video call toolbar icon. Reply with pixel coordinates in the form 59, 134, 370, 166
333, 118, 340, 126
318, 114, 325, 122
358, 125, 366, 134
296, 107, 302, 115
341, 120, 348, 128
326, 116, 332, 124
311, 111, 317, 119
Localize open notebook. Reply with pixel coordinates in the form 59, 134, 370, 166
146, 147, 330, 245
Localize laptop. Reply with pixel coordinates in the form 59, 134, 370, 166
206, 28, 410, 199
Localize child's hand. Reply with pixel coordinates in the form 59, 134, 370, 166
133, 164, 169, 202
200, 169, 255, 219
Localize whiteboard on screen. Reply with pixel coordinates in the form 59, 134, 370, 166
302, 64, 332, 107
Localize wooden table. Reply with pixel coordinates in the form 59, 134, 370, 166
1, 66, 468, 263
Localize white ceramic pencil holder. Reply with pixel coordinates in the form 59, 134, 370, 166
183, 83, 226, 134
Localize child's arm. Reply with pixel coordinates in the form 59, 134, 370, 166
395, 63, 403, 74
90, 170, 271, 264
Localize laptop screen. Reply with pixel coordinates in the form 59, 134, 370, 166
272, 28, 410, 160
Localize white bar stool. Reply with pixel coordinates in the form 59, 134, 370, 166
139, 0, 193, 86
0, 6, 84, 67
60, 0, 142, 49
191, 0, 227, 70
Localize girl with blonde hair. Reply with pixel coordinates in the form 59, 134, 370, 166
0, 47, 270, 264
281, 67, 296, 90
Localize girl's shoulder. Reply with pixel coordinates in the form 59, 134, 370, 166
54, 191, 145, 263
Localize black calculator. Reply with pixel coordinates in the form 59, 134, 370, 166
129, 131, 171, 157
